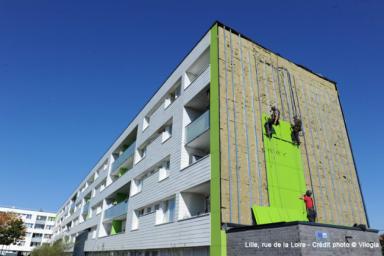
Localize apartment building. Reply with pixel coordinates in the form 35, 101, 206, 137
53, 22, 368, 256
0, 206, 56, 255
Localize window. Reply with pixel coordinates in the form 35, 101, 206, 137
25, 223, 33, 228
93, 170, 99, 181
164, 83, 181, 109
145, 206, 153, 214
137, 146, 147, 162
100, 181, 106, 192
87, 178, 93, 187
45, 225, 53, 230
30, 242, 41, 247
34, 224, 45, 229
135, 142, 148, 164
32, 233, 43, 238
145, 252, 159, 256
16, 241, 25, 246
158, 161, 170, 181
161, 124, 172, 142
190, 154, 204, 164
96, 179, 107, 193
163, 198, 175, 223
155, 198, 175, 225
44, 234, 52, 239
25, 214, 32, 219
138, 209, 145, 217
47, 217, 55, 222
95, 204, 102, 215
36, 215, 47, 221
131, 178, 143, 196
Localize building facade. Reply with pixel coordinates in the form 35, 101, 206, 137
0, 207, 56, 255
53, 22, 368, 256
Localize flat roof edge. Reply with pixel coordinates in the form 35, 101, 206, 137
212, 21, 337, 86
226, 221, 379, 233
0, 206, 56, 215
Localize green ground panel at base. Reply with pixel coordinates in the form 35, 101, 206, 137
253, 115, 307, 224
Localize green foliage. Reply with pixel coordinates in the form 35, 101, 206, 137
31, 241, 65, 256
0, 212, 26, 246
118, 167, 128, 177
380, 234, 384, 256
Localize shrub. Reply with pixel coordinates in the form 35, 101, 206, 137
31, 241, 65, 256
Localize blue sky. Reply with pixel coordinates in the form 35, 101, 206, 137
0, 1, 382, 230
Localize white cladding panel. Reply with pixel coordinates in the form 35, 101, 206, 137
54, 30, 212, 252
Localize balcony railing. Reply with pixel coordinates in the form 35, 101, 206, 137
104, 200, 128, 221
186, 110, 210, 144
31, 237, 43, 242
34, 219, 46, 225
111, 142, 136, 173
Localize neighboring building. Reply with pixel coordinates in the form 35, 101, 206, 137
53, 22, 369, 256
0, 206, 56, 256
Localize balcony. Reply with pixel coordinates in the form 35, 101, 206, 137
31, 237, 43, 243
186, 110, 210, 145
34, 219, 46, 225
178, 181, 210, 220
104, 200, 128, 221
83, 202, 90, 215
69, 204, 75, 214
111, 142, 135, 174
184, 48, 210, 89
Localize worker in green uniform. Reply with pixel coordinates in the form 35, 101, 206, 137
291, 115, 302, 145
265, 105, 280, 138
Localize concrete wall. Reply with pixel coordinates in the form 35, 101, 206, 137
85, 246, 209, 256
226, 223, 381, 256
217, 25, 367, 226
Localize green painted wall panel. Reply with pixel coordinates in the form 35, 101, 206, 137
210, 24, 227, 256
111, 220, 122, 235
253, 115, 307, 224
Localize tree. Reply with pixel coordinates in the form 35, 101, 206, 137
31, 241, 65, 256
0, 212, 26, 252
379, 234, 384, 256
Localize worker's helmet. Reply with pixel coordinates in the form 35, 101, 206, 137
305, 190, 312, 196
